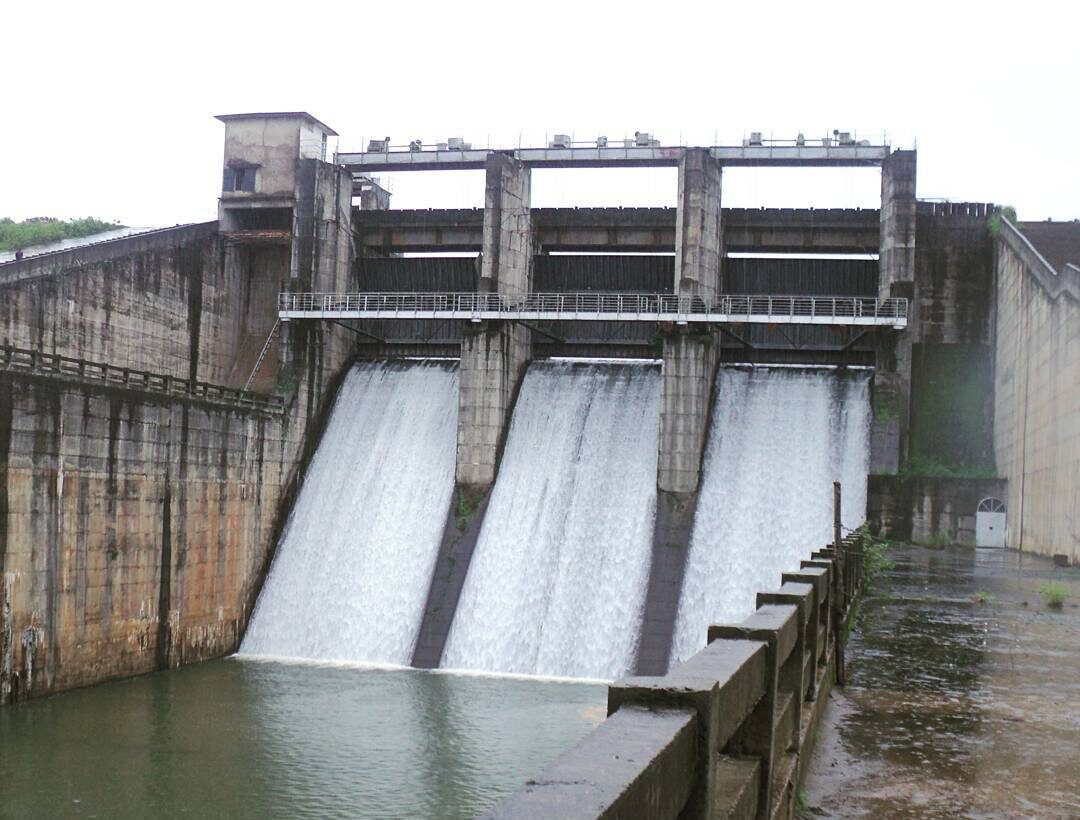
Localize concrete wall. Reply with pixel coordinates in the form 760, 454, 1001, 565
993, 222, 1080, 562
866, 475, 1007, 545
0, 224, 280, 390
872, 201, 997, 476
220, 117, 303, 199
0, 371, 302, 704
0, 154, 360, 702
913, 204, 995, 346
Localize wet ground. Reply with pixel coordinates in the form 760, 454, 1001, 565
802, 545, 1080, 819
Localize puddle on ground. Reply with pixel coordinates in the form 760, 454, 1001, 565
801, 545, 1080, 819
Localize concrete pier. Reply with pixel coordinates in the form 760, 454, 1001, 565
674, 148, 723, 301
657, 149, 722, 494
874, 149, 918, 470
455, 155, 532, 487
479, 154, 532, 294
658, 335, 717, 493
456, 322, 529, 486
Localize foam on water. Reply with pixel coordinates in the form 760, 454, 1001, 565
240, 361, 458, 665
442, 360, 661, 680
671, 366, 870, 663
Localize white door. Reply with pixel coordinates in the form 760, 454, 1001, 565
976, 497, 1007, 548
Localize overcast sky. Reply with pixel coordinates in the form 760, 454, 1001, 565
2, 1, 1076, 227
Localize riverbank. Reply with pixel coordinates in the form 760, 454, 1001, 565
801, 543, 1080, 818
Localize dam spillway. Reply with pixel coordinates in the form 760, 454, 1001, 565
441, 360, 661, 680
240, 361, 459, 665
671, 366, 871, 664
240, 359, 868, 679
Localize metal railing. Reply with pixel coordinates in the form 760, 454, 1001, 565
0, 345, 284, 413
278, 291, 909, 326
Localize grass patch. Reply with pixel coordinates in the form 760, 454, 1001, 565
1039, 582, 1068, 610
973, 590, 995, 604
1, 216, 123, 252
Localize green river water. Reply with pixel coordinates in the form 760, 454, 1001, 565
0, 658, 606, 820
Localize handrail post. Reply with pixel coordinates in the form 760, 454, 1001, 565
833, 481, 847, 686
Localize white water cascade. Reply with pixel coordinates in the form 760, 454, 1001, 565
240, 361, 459, 665
671, 367, 871, 664
442, 361, 661, 680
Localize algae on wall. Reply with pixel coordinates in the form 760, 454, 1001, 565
909, 342, 995, 477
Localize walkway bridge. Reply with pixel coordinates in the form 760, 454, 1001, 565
279, 292, 908, 328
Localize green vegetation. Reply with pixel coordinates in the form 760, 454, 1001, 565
455, 486, 487, 531
1039, 582, 1068, 610
973, 590, 995, 604
913, 531, 951, 549
898, 454, 998, 480
871, 388, 902, 423
0, 216, 124, 252
988, 205, 1018, 237
274, 363, 301, 397
795, 789, 809, 812
853, 524, 895, 585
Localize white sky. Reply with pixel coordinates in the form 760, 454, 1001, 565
1, 0, 1076, 226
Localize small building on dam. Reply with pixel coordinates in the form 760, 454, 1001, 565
0, 110, 1076, 741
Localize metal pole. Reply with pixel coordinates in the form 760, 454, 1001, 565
833, 480, 847, 686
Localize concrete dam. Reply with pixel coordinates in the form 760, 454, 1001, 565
2, 111, 1078, 819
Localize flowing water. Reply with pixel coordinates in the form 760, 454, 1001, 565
672, 366, 870, 662
241, 361, 458, 666
442, 361, 661, 680
0, 659, 605, 820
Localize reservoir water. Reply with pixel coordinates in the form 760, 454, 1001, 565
0, 659, 604, 819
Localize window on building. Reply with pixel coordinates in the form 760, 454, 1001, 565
223, 165, 258, 193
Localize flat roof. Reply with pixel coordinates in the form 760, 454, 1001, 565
214, 112, 338, 137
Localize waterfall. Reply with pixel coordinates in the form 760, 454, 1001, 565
240, 361, 458, 665
671, 367, 870, 663
442, 361, 661, 680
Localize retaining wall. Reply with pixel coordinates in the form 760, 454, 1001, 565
866, 475, 1008, 545
0, 360, 301, 704
993, 221, 1080, 563
484, 535, 866, 820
